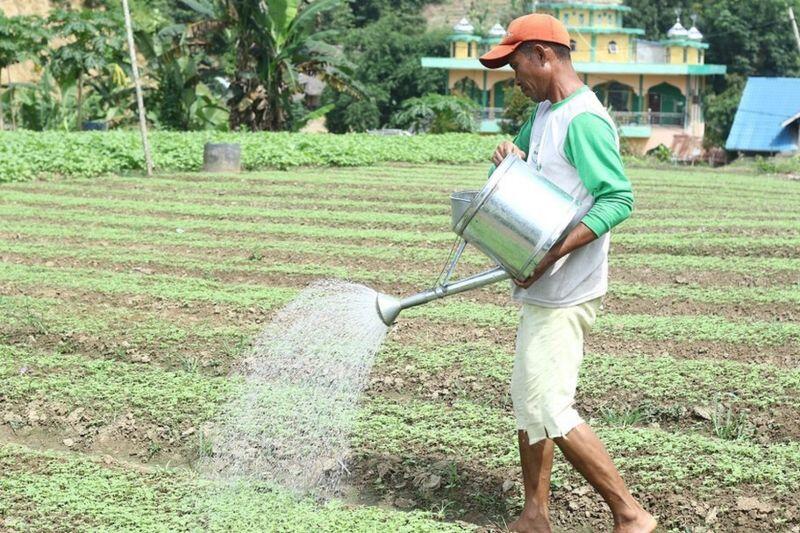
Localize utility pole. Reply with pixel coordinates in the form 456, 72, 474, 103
121, 0, 154, 177
790, 6, 800, 54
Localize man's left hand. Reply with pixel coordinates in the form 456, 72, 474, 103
513, 270, 542, 289
511, 223, 599, 290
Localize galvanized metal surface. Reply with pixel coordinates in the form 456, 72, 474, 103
375, 153, 580, 325
452, 153, 580, 280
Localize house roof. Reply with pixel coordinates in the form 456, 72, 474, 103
725, 77, 800, 152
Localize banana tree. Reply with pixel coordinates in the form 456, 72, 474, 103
135, 24, 228, 131
180, 0, 363, 131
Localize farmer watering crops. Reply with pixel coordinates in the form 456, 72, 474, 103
480, 14, 656, 533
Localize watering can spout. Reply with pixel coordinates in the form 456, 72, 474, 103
375, 292, 402, 326
374, 266, 510, 326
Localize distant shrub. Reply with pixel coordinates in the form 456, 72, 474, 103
648, 144, 672, 163
500, 85, 535, 135
390, 94, 479, 134
0, 130, 506, 181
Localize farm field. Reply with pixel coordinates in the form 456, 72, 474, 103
1, 163, 799, 531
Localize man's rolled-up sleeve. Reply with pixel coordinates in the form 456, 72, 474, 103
564, 112, 634, 237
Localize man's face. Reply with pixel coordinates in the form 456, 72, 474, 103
508, 45, 551, 102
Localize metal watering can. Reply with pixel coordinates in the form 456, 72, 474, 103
375, 153, 581, 325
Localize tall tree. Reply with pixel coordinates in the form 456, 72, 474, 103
47, 9, 126, 130
0, 14, 49, 130
324, 11, 448, 132
181, 0, 362, 131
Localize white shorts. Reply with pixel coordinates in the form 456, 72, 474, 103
510, 297, 601, 445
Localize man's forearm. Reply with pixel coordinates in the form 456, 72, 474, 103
515, 223, 597, 288
543, 222, 598, 268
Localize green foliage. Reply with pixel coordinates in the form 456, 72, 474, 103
702, 74, 745, 148
12, 72, 78, 131
0, 442, 466, 531
625, 0, 800, 78
711, 403, 752, 441
46, 9, 128, 129
647, 143, 672, 162
136, 27, 228, 131
181, 0, 362, 132
0, 13, 49, 71
0, 13, 50, 129
0, 131, 503, 180
391, 94, 479, 133
598, 405, 646, 428
322, 90, 381, 133
500, 85, 535, 135
326, 12, 449, 129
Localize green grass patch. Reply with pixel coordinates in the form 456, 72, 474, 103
408, 301, 800, 346
0, 443, 466, 532
0, 294, 253, 367
357, 397, 800, 492
0, 261, 295, 310
0, 344, 233, 428
376, 341, 800, 410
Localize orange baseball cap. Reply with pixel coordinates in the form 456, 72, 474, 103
479, 14, 571, 69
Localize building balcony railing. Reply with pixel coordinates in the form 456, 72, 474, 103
479, 107, 505, 121
612, 111, 685, 127
477, 108, 685, 131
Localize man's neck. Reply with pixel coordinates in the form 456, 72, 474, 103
546, 69, 584, 104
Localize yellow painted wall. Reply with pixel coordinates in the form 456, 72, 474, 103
453, 41, 469, 59
449, 70, 481, 92
552, 8, 620, 27
595, 34, 628, 62
593, 10, 617, 27
569, 32, 593, 62
640, 75, 688, 96
684, 48, 701, 65
585, 73, 640, 94
666, 46, 692, 64
459, 72, 691, 101
625, 137, 649, 154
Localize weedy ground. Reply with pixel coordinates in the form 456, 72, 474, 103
0, 164, 798, 532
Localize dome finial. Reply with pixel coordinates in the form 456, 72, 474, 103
453, 17, 474, 34
488, 22, 506, 38
667, 10, 688, 39
687, 14, 703, 40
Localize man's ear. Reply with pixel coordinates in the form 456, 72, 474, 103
533, 43, 549, 66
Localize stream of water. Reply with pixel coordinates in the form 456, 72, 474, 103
200, 280, 389, 495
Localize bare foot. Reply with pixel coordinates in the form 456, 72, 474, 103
613, 511, 657, 533
507, 508, 552, 533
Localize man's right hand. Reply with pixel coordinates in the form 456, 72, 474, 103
491, 141, 527, 166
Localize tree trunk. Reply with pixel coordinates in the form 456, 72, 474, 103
0, 69, 5, 132
8, 70, 15, 131
76, 74, 83, 131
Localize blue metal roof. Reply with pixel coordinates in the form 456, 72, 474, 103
725, 77, 800, 152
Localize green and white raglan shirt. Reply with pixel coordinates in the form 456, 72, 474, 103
491, 85, 634, 307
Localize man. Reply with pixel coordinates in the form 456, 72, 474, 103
479, 13, 656, 533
